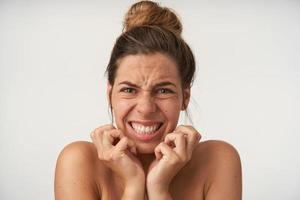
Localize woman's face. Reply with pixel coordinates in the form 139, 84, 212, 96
108, 53, 190, 154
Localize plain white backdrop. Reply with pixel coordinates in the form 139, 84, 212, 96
1, 0, 299, 199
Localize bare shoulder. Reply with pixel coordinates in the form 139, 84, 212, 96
193, 140, 242, 200
54, 141, 101, 200
195, 140, 241, 163
56, 141, 97, 163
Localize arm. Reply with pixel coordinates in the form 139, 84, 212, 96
146, 125, 201, 200
205, 141, 242, 200
54, 141, 99, 200
122, 182, 146, 200
90, 125, 146, 200
146, 187, 173, 200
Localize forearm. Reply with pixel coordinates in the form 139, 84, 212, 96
122, 187, 145, 200
121, 179, 146, 200
147, 193, 172, 200
146, 186, 172, 200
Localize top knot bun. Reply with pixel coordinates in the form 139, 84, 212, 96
123, 0, 182, 36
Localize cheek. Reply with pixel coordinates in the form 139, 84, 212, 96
159, 100, 181, 122
112, 99, 135, 122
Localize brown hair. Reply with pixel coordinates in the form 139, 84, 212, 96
106, 0, 196, 89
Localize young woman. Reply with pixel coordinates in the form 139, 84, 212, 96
54, 1, 242, 199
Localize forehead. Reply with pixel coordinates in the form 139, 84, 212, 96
115, 53, 180, 85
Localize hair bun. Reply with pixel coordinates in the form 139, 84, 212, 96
124, 0, 182, 36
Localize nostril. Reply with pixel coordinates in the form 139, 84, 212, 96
136, 100, 156, 113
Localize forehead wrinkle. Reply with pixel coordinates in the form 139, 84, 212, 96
138, 72, 178, 90
115, 53, 181, 89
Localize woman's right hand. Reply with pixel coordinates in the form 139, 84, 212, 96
90, 124, 145, 199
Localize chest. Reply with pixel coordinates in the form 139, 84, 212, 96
169, 169, 206, 200
99, 170, 206, 200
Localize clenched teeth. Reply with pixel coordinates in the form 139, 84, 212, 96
131, 122, 161, 134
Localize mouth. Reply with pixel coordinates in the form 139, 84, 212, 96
127, 121, 164, 142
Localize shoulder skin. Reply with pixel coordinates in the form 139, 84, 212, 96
54, 141, 102, 200
194, 140, 242, 200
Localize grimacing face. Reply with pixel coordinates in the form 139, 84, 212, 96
107, 53, 190, 154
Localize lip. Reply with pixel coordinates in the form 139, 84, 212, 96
127, 120, 164, 142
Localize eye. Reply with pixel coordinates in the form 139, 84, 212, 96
157, 88, 174, 94
120, 87, 136, 93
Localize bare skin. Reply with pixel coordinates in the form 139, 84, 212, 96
54, 139, 242, 200
54, 53, 242, 199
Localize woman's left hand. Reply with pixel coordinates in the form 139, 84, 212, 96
146, 125, 201, 199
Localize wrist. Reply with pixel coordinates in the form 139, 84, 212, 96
147, 191, 172, 200
146, 180, 170, 193
146, 185, 172, 200
122, 179, 145, 200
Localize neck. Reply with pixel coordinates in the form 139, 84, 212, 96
137, 153, 156, 172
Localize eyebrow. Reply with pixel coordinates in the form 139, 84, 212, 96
118, 81, 177, 88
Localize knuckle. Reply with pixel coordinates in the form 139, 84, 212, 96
94, 127, 103, 134
103, 130, 111, 138
178, 133, 185, 139
165, 134, 172, 140
111, 150, 123, 160
189, 130, 200, 139
95, 124, 114, 133
102, 124, 113, 129
102, 151, 113, 162
97, 151, 104, 160
187, 125, 194, 129
191, 132, 197, 139
103, 129, 109, 135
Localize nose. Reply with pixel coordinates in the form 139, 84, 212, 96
136, 92, 157, 115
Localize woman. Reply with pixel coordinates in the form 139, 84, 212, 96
54, 1, 242, 199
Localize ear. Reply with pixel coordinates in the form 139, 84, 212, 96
106, 82, 113, 107
181, 88, 191, 110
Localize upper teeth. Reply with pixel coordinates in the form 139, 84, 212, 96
131, 122, 160, 134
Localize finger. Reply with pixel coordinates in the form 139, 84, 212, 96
124, 137, 137, 155
90, 124, 115, 139
114, 137, 135, 153
130, 147, 137, 155
175, 125, 196, 134
154, 144, 163, 160
175, 126, 201, 158
175, 125, 201, 145
155, 142, 175, 160
164, 132, 186, 155
102, 129, 123, 150
90, 125, 116, 160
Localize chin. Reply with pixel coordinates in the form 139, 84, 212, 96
136, 142, 157, 154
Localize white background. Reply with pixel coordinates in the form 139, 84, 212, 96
1, 0, 299, 199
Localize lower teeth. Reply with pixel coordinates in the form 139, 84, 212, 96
137, 131, 154, 135
130, 123, 162, 135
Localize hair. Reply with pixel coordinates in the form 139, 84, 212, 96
105, 1, 196, 123
106, 0, 196, 89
